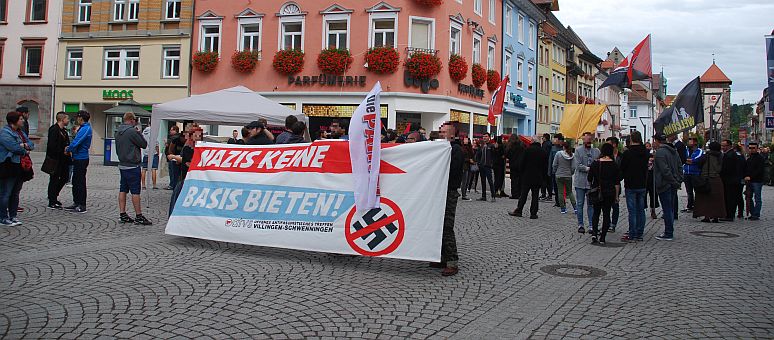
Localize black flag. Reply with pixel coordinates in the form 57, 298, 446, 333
653, 77, 703, 136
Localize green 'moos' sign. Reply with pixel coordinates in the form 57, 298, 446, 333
102, 89, 134, 100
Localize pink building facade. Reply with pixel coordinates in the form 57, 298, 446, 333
191, 0, 501, 138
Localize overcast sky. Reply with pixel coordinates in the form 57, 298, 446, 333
555, 0, 773, 105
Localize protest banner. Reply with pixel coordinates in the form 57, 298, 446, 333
165, 140, 450, 261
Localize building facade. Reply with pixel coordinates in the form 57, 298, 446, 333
190, 0, 501, 139
0, 0, 63, 145
500, 0, 542, 136
546, 14, 567, 135
55, 0, 194, 157
699, 61, 732, 141
564, 26, 600, 106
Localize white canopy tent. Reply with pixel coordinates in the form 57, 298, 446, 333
147, 86, 307, 175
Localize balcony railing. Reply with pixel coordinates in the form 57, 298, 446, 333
405, 47, 438, 58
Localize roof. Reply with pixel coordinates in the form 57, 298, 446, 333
665, 95, 677, 106
600, 60, 615, 69
652, 74, 661, 91
700, 62, 732, 84
530, 0, 559, 11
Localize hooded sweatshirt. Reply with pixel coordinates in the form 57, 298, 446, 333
620, 144, 650, 190
552, 150, 574, 178
653, 143, 683, 194
115, 123, 148, 168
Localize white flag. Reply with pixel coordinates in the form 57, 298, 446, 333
349, 82, 382, 212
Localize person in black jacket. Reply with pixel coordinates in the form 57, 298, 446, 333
45, 112, 71, 209
475, 133, 496, 202
492, 138, 507, 197
720, 139, 742, 221
588, 143, 621, 245
619, 131, 649, 242
433, 122, 464, 277
509, 138, 548, 219
506, 135, 525, 199
745, 142, 765, 220
540, 133, 553, 200
245, 121, 274, 145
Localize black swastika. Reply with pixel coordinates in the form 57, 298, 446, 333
352, 208, 398, 250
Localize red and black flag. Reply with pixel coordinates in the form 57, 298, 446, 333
599, 35, 652, 90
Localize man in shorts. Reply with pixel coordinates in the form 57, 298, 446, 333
115, 112, 152, 225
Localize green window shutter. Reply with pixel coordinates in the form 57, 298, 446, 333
64, 104, 80, 113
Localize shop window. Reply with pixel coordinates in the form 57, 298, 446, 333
165, 0, 180, 20
239, 18, 261, 52
370, 17, 395, 48
19, 100, 39, 134
78, 0, 91, 23
27, 0, 47, 22
325, 20, 347, 49
199, 22, 220, 52
104, 48, 139, 78
409, 17, 433, 51
162, 46, 180, 78
66, 49, 82, 78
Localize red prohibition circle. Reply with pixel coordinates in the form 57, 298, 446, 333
344, 197, 405, 256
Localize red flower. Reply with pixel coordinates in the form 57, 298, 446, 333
365, 47, 400, 74
192, 51, 219, 73
414, 0, 443, 6
472, 64, 486, 88
404, 52, 442, 79
272, 49, 305, 75
317, 48, 353, 75
231, 50, 260, 73
448, 54, 468, 82
487, 70, 501, 92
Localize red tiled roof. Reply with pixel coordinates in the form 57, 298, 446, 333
700, 63, 732, 84
600, 60, 614, 69
652, 74, 661, 90
531, 0, 559, 11
665, 95, 677, 106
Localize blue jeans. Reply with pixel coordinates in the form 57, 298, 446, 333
574, 187, 595, 227
658, 189, 675, 238
749, 182, 763, 218
0, 176, 22, 221
625, 189, 647, 239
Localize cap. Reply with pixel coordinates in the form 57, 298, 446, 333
245, 120, 264, 129
652, 133, 667, 141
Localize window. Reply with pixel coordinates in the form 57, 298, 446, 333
630, 106, 637, 118
528, 65, 533, 92
66, 49, 82, 78
113, 0, 125, 21
281, 21, 303, 50
517, 14, 524, 44
409, 17, 434, 50
371, 17, 396, 48
200, 23, 220, 52
165, 0, 180, 20
162, 46, 180, 78
0, 42, 4, 77
0, 0, 6, 22
325, 19, 348, 49
516, 59, 523, 89
104, 48, 139, 78
505, 6, 513, 36
22, 46, 43, 76
239, 19, 261, 52
529, 22, 535, 49
78, 0, 91, 22
488, 0, 495, 23
486, 42, 495, 70
504, 53, 511, 84
474, 0, 482, 15
28, 0, 46, 21
472, 35, 481, 64
450, 22, 461, 55
127, 0, 139, 21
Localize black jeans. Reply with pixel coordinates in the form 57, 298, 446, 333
71, 159, 89, 207
722, 181, 740, 219
592, 197, 614, 242
684, 174, 698, 209
516, 184, 540, 217
479, 166, 495, 199
47, 166, 69, 205
493, 164, 505, 195
510, 174, 521, 198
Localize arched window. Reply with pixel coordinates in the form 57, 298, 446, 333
18, 100, 39, 135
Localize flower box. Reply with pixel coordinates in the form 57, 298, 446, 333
404, 51, 442, 79
365, 47, 400, 74
272, 49, 305, 75
231, 50, 260, 73
317, 48, 353, 75
192, 51, 219, 73
448, 54, 468, 82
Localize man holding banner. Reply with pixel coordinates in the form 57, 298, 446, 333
433, 122, 464, 276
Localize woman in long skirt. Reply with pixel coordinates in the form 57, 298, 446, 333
693, 142, 726, 223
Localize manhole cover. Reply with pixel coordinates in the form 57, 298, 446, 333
690, 231, 739, 238
539, 264, 607, 278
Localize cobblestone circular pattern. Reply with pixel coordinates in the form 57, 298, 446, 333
592, 242, 627, 248
539, 264, 607, 278
689, 231, 740, 238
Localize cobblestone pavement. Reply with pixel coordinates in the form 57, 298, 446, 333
2, 154, 773, 339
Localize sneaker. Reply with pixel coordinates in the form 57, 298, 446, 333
574, 209, 578, 214
635, 237, 644, 242
609, 227, 616, 233
73, 206, 87, 214
591, 236, 598, 244
560, 208, 567, 214
621, 233, 631, 242
63, 205, 77, 211
134, 214, 152, 226
0, 219, 13, 226
119, 213, 134, 224
655, 234, 673, 241
16, 207, 23, 213
577, 226, 586, 234
10, 218, 21, 226
164, 186, 174, 190
47, 202, 63, 210
598, 240, 606, 245
461, 197, 472, 201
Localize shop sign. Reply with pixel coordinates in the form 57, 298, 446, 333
766, 116, 774, 130
509, 93, 527, 109
103, 89, 134, 100
288, 75, 367, 87
458, 83, 484, 99
404, 71, 439, 94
